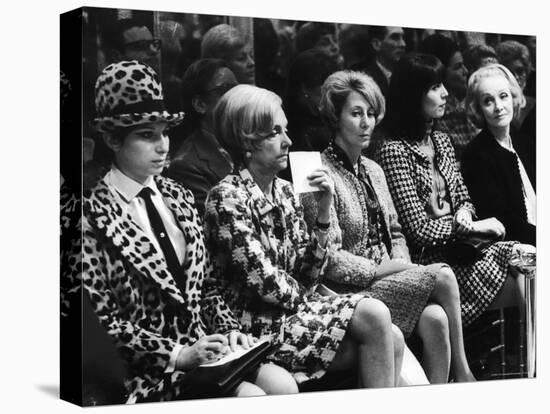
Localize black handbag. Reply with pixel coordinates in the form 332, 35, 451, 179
180, 340, 274, 398
443, 233, 499, 265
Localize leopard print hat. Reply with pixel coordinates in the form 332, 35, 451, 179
91, 60, 185, 133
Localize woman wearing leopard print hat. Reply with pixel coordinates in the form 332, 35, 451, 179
79, 60, 297, 403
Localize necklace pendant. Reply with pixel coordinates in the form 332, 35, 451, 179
437, 193, 444, 209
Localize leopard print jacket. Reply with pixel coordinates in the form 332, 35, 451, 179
75, 174, 239, 402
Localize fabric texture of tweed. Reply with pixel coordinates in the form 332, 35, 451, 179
203, 167, 366, 379
300, 143, 437, 337
376, 131, 516, 326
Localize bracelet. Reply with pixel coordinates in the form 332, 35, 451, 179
315, 219, 330, 230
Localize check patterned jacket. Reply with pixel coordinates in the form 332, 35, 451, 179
376, 131, 516, 326
203, 168, 327, 337
203, 168, 368, 378
376, 130, 475, 256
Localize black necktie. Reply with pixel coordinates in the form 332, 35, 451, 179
137, 187, 186, 292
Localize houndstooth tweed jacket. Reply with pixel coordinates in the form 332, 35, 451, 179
375, 130, 476, 255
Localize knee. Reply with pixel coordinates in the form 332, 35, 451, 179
254, 363, 298, 395
355, 298, 392, 338
234, 381, 266, 397
391, 324, 405, 357
434, 265, 460, 301
418, 304, 449, 340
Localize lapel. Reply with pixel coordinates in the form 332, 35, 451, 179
431, 132, 455, 189
400, 133, 458, 208
194, 129, 232, 181
155, 175, 207, 307
478, 128, 527, 198
86, 176, 188, 307
361, 159, 393, 245
400, 139, 433, 203
238, 168, 287, 259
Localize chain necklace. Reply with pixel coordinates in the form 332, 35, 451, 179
419, 135, 446, 209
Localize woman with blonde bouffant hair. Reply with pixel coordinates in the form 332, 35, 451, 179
301, 69, 474, 383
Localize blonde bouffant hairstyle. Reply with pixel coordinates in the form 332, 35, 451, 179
319, 70, 385, 136
213, 84, 282, 166
465, 63, 525, 129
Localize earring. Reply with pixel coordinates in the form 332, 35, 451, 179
245, 151, 252, 158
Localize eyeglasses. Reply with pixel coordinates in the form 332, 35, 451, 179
123, 38, 162, 51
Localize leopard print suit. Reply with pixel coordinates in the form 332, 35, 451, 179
80, 174, 240, 402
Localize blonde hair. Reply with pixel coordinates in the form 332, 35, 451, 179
213, 84, 282, 166
201, 24, 244, 61
465, 63, 525, 129
320, 70, 385, 135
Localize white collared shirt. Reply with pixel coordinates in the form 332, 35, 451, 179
105, 167, 187, 264
497, 144, 537, 226
105, 167, 186, 376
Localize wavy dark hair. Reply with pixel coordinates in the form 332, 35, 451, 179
179, 58, 230, 132
384, 52, 445, 141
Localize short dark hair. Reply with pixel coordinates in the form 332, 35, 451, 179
180, 58, 230, 129
369, 26, 389, 41
463, 43, 498, 72
384, 52, 445, 140
295, 22, 336, 53
418, 33, 459, 67
102, 17, 153, 52
286, 49, 339, 98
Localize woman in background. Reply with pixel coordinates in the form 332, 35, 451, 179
419, 34, 479, 162
284, 49, 340, 154
168, 58, 238, 216
495, 40, 535, 130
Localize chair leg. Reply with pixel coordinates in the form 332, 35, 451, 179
519, 305, 526, 377
525, 277, 536, 378
498, 308, 506, 378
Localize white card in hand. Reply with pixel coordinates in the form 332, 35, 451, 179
289, 151, 322, 194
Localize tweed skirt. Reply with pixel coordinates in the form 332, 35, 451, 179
413, 240, 516, 327
326, 264, 439, 337
267, 292, 367, 380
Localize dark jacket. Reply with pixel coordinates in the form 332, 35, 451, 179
461, 127, 536, 245
351, 59, 390, 98
167, 128, 232, 217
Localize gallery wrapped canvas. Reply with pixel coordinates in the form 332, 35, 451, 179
60, 5, 536, 407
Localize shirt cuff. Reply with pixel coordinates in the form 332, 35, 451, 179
314, 227, 329, 250
165, 344, 184, 373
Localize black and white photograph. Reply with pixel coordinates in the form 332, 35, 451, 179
2, 0, 548, 413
